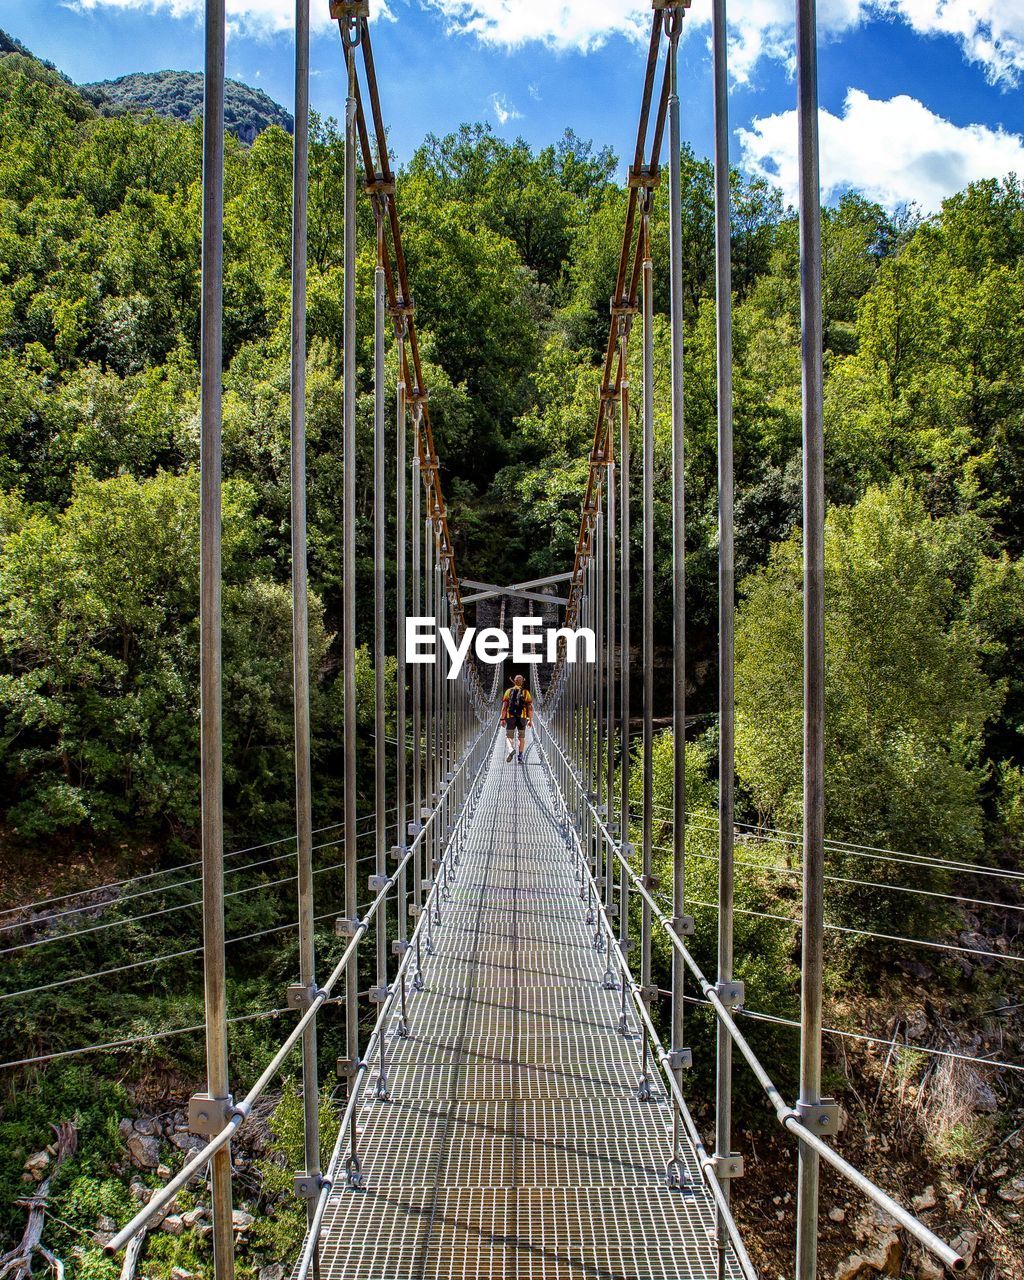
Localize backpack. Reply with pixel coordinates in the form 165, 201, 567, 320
508, 686, 526, 718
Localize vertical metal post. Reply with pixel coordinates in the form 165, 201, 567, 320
342, 29, 360, 1100
411, 439, 424, 988
796, 0, 826, 1276
424, 508, 435, 939
395, 331, 409, 1033
666, 8, 689, 1180
290, 0, 320, 1223
618, 324, 632, 1008
604, 423, 616, 929
593, 498, 604, 944
373, 216, 388, 1042
710, 0, 736, 1270
640, 204, 655, 1080
198, 1, 234, 1275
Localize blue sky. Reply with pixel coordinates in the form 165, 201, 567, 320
6, 0, 1024, 211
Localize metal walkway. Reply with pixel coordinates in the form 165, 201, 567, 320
315, 735, 736, 1280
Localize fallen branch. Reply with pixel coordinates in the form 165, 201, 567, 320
0, 1122, 77, 1280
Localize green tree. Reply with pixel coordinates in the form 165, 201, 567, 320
734, 483, 1001, 932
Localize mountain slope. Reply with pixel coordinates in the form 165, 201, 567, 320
81, 69, 293, 143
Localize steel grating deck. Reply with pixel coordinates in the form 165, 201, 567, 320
313, 735, 738, 1279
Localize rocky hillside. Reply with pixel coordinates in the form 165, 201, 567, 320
1, 30, 291, 144
81, 70, 293, 144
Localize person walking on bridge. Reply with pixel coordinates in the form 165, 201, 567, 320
501, 674, 533, 763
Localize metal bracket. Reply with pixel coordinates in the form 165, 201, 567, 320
336, 1056, 363, 1079
390, 843, 408, 863
621, 842, 636, 860
294, 1172, 326, 1200
368, 984, 390, 1004
408, 820, 423, 838
712, 1153, 744, 1179
335, 916, 362, 937
329, 0, 369, 17
408, 902, 423, 917
188, 1093, 234, 1138
627, 163, 661, 189
667, 1048, 693, 1072
639, 984, 660, 1005
641, 873, 660, 892
286, 982, 322, 1012
423, 878, 435, 891
714, 979, 745, 1008
391, 939, 411, 956
364, 175, 396, 197
795, 1098, 841, 1136
368, 874, 390, 892
652, 0, 692, 10
672, 914, 696, 937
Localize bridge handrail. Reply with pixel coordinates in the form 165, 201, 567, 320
104, 723, 493, 1257
536, 716, 966, 1276
533, 731, 758, 1280
291, 724, 498, 1280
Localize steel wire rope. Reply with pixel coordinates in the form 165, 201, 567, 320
0, 857, 388, 1003
0, 810, 392, 930
0, 1006, 298, 1072
648, 802, 1024, 883
0, 832, 386, 957
650, 840, 1024, 916
647, 888, 1023, 964
663, 992, 1024, 1075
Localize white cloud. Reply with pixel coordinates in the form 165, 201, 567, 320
738, 88, 1024, 211
423, 1, 1024, 89
488, 92, 521, 126
424, 1, 649, 53
65, 0, 1024, 90
885, 0, 1024, 87
70, 0, 394, 38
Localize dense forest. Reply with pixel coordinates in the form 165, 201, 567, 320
1, 32, 1022, 1280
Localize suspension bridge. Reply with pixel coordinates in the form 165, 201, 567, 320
5, 0, 987, 1277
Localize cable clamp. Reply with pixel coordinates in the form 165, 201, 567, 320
390, 843, 408, 863
627, 163, 661, 189
188, 1093, 235, 1138
335, 916, 362, 938
714, 978, 744, 1008
368, 873, 391, 892
609, 296, 638, 318
368, 984, 390, 1004
286, 982, 324, 1012
335, 1056, 364, 1078
410, 388, 430, 408
667, 1048, 692, 1072
391, 939, 411, 955
408, 820, 423, 838
795, 1098, 841, 1136
364, 175, 396, 197
711, 1152, 744, 1179
641, 873, 660, 891
639, 984, 660, 1005
672, 914, 696, 937
294, 1172, 327, 1200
